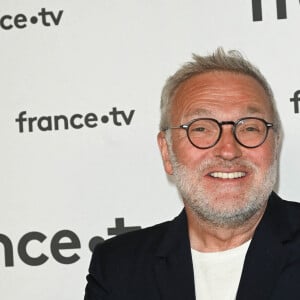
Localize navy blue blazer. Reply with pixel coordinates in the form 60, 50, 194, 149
84, 192, 300, 299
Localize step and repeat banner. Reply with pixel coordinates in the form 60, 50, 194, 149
1, 1, 300, 299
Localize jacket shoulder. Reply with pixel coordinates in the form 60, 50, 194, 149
94, 218, 172, 258
86, 217, 177, 297
270, 193, 300, 234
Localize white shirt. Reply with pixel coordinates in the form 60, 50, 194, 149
191, 240, 251, 300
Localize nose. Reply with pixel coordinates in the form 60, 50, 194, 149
212, 126, 242, 160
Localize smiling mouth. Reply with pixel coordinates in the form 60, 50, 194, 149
209, 172, 246, 179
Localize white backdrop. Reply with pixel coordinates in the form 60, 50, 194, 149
1, 1, 300, 299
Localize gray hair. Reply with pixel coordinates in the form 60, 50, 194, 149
159, 48, 282, 143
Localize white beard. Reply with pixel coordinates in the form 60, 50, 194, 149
168, 147, 278, 228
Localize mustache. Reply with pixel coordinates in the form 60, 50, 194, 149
201, 159, 256, 170
173, 158, 258, 173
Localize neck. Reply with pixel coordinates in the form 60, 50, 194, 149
186, 203, 267, 252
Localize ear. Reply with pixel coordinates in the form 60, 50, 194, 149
157, 131, 173, 175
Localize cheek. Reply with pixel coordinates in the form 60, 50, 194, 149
172, 138, 210, 167
245, 144, 275, 171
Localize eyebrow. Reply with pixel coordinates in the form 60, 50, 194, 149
183, 109, 213, 120
246, 106, 263, 114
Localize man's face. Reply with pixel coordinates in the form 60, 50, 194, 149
158, 71, 278, 227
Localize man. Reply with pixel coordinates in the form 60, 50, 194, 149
84, 49, 300, 299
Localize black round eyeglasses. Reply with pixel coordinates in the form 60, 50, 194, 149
163, 117, 274, 149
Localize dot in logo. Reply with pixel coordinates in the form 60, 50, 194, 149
101, 115, 109, 123
30, 16, 38, 24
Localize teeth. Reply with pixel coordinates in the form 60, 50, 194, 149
210, 172, 246, 179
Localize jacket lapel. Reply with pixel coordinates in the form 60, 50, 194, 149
154, 210, 196, 300
236, 193, 292, 300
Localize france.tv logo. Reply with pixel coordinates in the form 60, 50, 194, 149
0, 8, 63, 30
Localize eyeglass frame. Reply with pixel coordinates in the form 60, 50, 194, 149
163, 117, 274, 149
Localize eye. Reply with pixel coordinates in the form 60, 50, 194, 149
245, 126, 259, 132
237, 120, 263, 134
191, 126, 206, 132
